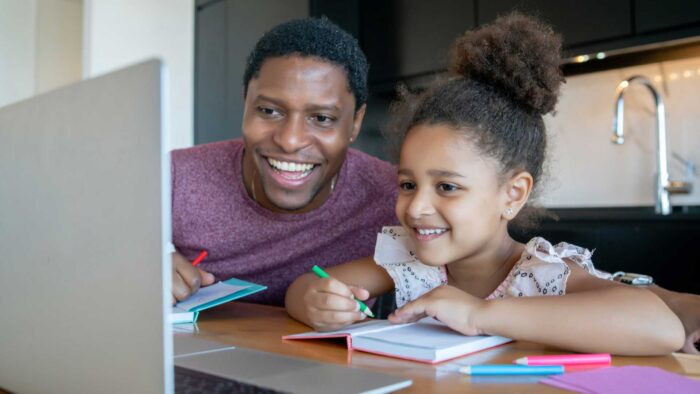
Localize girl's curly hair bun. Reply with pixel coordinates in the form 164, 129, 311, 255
449, 13, 564, 116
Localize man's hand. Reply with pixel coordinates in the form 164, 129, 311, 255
673, 292, 700, 354
647, 285, 700, 354
171, 252, 215, 305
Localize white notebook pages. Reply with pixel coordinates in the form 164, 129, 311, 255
284, 317, 511, 364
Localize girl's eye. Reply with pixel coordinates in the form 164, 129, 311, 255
399, 181, 416, 191
437, 183, 458, 192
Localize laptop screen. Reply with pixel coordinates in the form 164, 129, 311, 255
0, 59, 173, 393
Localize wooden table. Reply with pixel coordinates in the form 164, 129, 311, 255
181, 302, 700, 393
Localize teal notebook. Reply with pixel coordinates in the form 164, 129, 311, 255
170, 277, 266, 324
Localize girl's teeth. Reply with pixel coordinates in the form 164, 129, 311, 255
417, 228, 447, 235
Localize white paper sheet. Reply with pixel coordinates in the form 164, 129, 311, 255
174, 281, 249, 311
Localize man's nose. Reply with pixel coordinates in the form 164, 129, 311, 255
273, 114, 311, 153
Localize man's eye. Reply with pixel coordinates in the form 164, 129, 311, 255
312, 114, 335, 125
399, 181, 416, 191
437, 183, 458, 192
258, 107, 279, 117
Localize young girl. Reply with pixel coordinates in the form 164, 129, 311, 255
285, 14, 685, 355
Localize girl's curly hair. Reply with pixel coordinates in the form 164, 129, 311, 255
383, 13, 565, 228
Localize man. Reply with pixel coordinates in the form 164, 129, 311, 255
170, 17, 397, 306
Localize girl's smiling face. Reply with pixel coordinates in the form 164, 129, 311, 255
395, 124, 511, 266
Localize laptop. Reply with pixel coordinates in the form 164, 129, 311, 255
0, 59, 411, 394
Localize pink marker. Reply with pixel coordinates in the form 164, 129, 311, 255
515, 353, 611, 366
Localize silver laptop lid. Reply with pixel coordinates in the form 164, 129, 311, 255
175, 347, 413, 394
0, 60, 172, 394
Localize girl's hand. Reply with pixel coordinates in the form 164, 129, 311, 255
388, 285, 486, 336
303, 276, 370, 331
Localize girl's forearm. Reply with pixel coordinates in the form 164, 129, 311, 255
474, 287, 685, 355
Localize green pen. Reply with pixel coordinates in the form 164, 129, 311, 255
311, 265, 374, 318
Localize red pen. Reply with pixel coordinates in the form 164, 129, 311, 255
191, 250, 208, 266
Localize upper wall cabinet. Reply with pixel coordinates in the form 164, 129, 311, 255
635, 0, 700, 34
312, 0, 700, 85
477, 0, 632, 49
312, 0, 476, 88
362, 0, 475, 85
479, 0, 700, 56
195, 0, 308, 144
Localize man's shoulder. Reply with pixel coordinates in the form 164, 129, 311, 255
344, 149, 397, 200
171, 139, 242, 167
346, 148, 396, 182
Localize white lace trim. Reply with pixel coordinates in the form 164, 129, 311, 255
373, 227, 608, 306
373, 226, 447, 307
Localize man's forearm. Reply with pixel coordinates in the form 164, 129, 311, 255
648, 284, 700, 353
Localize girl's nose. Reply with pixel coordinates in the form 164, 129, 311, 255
273, 115, 311, 153
406, 189, 436, 219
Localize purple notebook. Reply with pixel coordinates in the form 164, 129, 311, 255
541, 366, 700, 394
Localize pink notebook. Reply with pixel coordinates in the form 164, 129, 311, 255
283, 317, 511, 364
541, 365, 700, 394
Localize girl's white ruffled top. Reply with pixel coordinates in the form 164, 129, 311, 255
373, 226, 611, 308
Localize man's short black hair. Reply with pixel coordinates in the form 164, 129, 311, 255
243, 17, 369, 111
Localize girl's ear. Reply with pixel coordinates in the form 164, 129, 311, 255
502, 171, 533, 220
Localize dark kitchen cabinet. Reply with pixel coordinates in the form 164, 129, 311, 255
511, 207, 700, 294
477, 0, 632, 49
635, 0, 700, 34
312, 0, 700, 84
194, 0, 308, 144
478, 1, 700, 56
195, 0, 227, 145
312, 0, 476, 85
362, 0, 476, 84
195, 1, 700, 146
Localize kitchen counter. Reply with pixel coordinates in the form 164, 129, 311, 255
541, 206, 700, 222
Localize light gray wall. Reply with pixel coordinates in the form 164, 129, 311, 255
85, 0, 194, 150
36, 0, 82, 94
0, 0, 82, 109
0, 0, 36, 108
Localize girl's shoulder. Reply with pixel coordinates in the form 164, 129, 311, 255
524, 237, 611, 278
488, 237, 611, 299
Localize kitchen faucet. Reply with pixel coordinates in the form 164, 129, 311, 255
612, 75, 691, 215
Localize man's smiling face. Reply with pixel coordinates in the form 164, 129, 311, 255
242, 55, 365, 213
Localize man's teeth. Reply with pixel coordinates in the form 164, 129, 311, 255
417, 228, 447, 235
267, 158, 314, 173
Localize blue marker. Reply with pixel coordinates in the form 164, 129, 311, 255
459, 364, 565, 376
